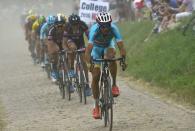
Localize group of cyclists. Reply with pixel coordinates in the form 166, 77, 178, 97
22, 10, 126, 119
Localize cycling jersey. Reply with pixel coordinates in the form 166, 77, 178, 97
89, 23, 123, 63
63, 21, 88, 49
88, 23, 123, 47
32, 20, 46, 36
40, 23, 51, 40
25, 15, 36, 31
37, 22, 45, 36
48, 24, 66, 49
32, 20, 39, 32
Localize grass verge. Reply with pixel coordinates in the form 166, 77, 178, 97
119, 19, 195, 106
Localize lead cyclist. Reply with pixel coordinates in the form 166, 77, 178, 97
85, 12, 126, 119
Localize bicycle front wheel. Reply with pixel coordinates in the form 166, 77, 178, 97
80, 69, 86, 104
103, 76, 113, 131
76, 65, 82, 103
58, 70, 65, 99
64, 75, 71, 101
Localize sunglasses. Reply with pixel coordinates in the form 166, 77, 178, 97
100, 24, 111, 29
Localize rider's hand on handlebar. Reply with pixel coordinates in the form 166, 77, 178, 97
120, 56, 127, 71
120, 48, 126, 57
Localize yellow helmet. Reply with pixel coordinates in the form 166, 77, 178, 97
29, 15, 37, 21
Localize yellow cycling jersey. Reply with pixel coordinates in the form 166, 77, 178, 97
32, 20, 40, 32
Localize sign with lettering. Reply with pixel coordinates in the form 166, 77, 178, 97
79, 0, 109, 25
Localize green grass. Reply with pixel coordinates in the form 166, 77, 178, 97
119, 20, 195, 105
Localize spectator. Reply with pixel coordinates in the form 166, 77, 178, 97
133, 0, 145, 21
174, 0, 193, 21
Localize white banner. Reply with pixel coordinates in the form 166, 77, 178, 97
79, 0, 109, 25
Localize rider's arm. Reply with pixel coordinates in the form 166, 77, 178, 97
112, 24, 126, 57
47, 25, 55, 41
85, 24, 97, 63
62, 30, 69, 50
80, 21, 89, 39
40, 23, 47, 40
178, 0, 188, 12
47, 26, 57, 52
31, 22, 38, 41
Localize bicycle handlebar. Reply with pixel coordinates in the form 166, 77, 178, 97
92, 57, 127, 71
58, 48, 85, 54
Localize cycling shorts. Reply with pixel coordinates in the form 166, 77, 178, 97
91, 40, 116, 65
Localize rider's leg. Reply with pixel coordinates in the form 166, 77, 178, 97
91, 46, 103, 119
81, 53, 92, 96
67, 41, 77, 70
92, 67, 101, 105
35, 36, 41, 62
81, 54, 89, 83
44, 40, 49, 64
104, 41, 120, 97
40, 39, 45, 66
30, 39, 36, 60
47, 41, 59, 81
105, 47, 117, 86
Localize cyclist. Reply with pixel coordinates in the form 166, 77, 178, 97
40, 15, 56, 67
24, 12, 37, 59
47, 14, 71, 87
62, 14, 92, 96
24, 9, 36, 41
85, 12, 126, 119
31, 15, 46, 64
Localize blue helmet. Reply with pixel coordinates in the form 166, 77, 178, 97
46, 15, 55, 25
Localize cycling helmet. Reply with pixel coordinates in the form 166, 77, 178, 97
38, 15, 46, 24
68, 14, 80, 24
57, 13, 63, 17
57, 13, 67, 22
46, 15, 56, 25
55, 14, 65, 25
29, 15, 37, 21
96, 12, 112, 25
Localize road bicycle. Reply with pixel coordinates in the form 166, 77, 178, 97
92, 57, 126, 131
57, 49, 72, 100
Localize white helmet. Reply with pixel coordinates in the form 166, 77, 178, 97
96, 12, 112, 24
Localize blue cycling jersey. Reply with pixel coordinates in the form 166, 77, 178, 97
40, 23, 51, 40
88, 23, 123, 47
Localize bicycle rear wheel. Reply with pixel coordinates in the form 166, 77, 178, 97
63, 73, 71, 101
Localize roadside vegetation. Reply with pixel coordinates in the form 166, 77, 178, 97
119, 20, 195, 106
